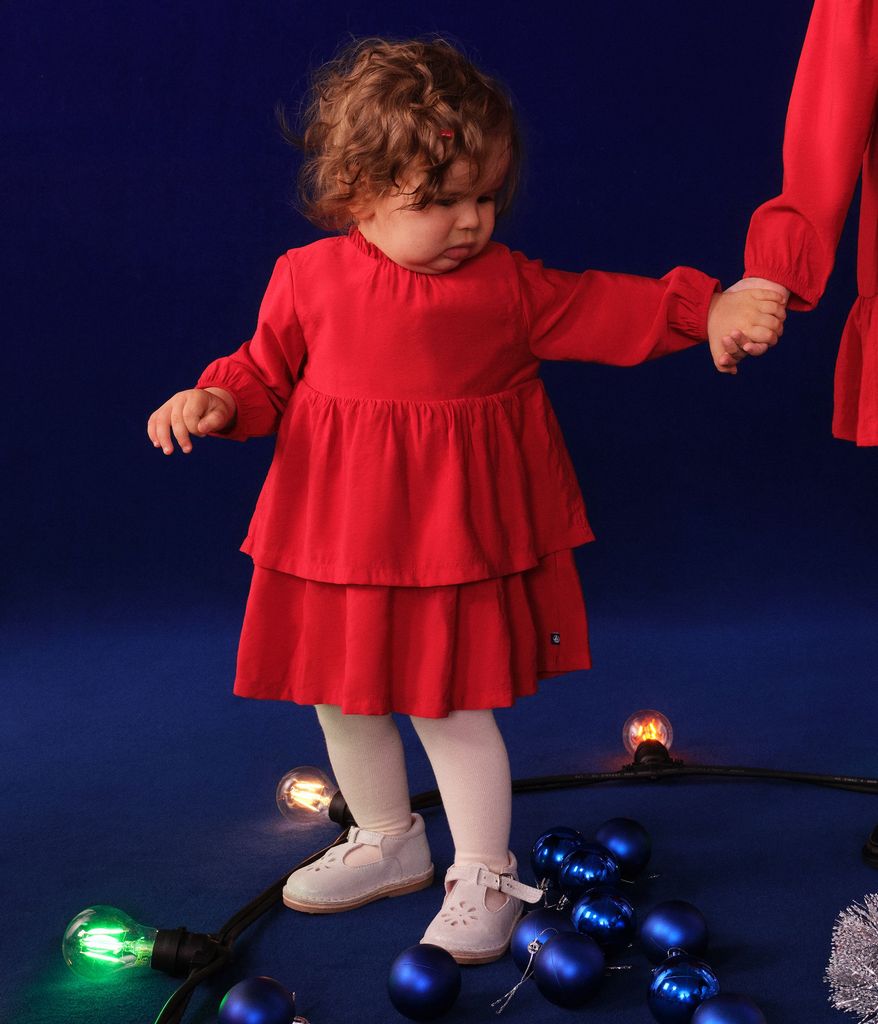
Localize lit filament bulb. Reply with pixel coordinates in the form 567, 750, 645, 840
622, 710, 673, 755
63, 906, 157, 980
276, 766, 339, 821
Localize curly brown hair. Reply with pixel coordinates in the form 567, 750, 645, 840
279, 36, 521, 230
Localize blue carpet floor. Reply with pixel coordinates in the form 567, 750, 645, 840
4, 589, 876, 1024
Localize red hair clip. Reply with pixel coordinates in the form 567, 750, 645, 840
439, 129, 454, 139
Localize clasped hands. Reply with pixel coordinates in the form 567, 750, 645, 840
708, 276, 790, 375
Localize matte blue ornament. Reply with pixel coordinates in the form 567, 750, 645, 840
510, 908, 576, 972
595, 817, 652, 878
692, 993, 768, 1024
533, 931, 605, 1008
641, 900, 709, 965
559, 843, 621, 899
648, 954, 720, 1024
571, 886, 637, 955
531, 826, 586, 887
218, 976, 297, 1024
388, 943, 461, 1022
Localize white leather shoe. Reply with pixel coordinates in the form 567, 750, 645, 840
282, 813, 434, 913
420, 852, 544, 964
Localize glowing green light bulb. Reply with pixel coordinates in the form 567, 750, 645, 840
62, 905, 157, 980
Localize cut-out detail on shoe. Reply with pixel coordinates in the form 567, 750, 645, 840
439, 898, 480, 928
282, 813, 434, 915
420, 854, 541, 965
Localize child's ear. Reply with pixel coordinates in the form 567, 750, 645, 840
349, 192, 376, 224
339, 169, 371, 222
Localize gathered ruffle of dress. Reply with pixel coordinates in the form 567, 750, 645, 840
233, 548, 591, 718
241, 376, 594, 586
833, 295, 878, 445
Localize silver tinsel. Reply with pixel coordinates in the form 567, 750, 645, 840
826, 893, 878, 1022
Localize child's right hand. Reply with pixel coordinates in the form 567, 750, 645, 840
147, 387, 236, 454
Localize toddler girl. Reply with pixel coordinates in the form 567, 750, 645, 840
147, 37, 784, 965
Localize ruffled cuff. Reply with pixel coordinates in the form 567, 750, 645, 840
745, 209, 831, 312
742, 263, 819, 312
666, 268, 722, 342
196, 359, 282, 442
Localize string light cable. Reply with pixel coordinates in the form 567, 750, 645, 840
62, 711, 878, 1024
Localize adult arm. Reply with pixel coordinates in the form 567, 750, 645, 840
741, 0, 878, 310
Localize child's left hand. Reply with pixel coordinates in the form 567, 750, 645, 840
706, 288, 787, 374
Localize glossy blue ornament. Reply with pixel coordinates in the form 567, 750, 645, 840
558, 843, 621, 899
510, 908, 576, 971
218, 976, 297, 1024
595, 817, 652, 878
648, 954, 720, 1024
641, 900, 709, 964
692, 993, 768, 1024
388, 943, 461, 1022
531, 826, 586, 886
571, 886, 637, 955
533, 931, 605, 1008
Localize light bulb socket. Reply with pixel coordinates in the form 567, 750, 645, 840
328, 790, 354, 826
151, 927, 223, 977
863, 824, 878, 869
633, 739, 672, 766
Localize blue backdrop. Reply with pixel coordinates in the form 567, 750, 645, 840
4, 2, 877, 1023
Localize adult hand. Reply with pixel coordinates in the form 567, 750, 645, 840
723, 278, 791, 355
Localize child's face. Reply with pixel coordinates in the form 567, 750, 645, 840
355, 151, 507, 275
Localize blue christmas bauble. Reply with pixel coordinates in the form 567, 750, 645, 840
571, 886, 637, 955
218, 976, 297, 1024
692, 993, 768, 1024
559, 843, 621, 899
531, 826, 586, 886
510, 908, 576, 972
641, 900, 709, 964
388, 943, 461, 1021
595, 817, 652, 878
532, 931, 605, 1008
648, 954, 720, 1024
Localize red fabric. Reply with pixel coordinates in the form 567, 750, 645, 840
196, 228, 718, 715
743, 0, 878, 444
234, 549, 590, 717
197, 228, 718, 586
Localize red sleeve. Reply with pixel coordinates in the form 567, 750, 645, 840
744, 0, 878, 311
195, 254, 306, 441
512, 251, 719, 365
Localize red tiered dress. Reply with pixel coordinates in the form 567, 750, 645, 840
196, 228, 718, 717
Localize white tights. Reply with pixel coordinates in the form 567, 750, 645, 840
314, 704, 512, 879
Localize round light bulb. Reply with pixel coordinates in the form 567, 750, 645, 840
276, 765, 339, 821
62, 905, 157, 980
622, 710, 673, 755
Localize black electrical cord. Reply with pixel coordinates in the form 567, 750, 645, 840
153, 947, 233, 1024
150, 751, 878, 1024
152, 832, 350, 1024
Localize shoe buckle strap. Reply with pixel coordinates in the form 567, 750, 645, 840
474, 867, 544, 904
345, 827, 382, 848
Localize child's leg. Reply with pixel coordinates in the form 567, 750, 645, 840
283, 706, 431, 911
314, 703, 412, 865
410, 708, 512, 909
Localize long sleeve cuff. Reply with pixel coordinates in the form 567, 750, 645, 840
742, 262, 821, 312
665, 268, 722, 343
196, 359, 284, 442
